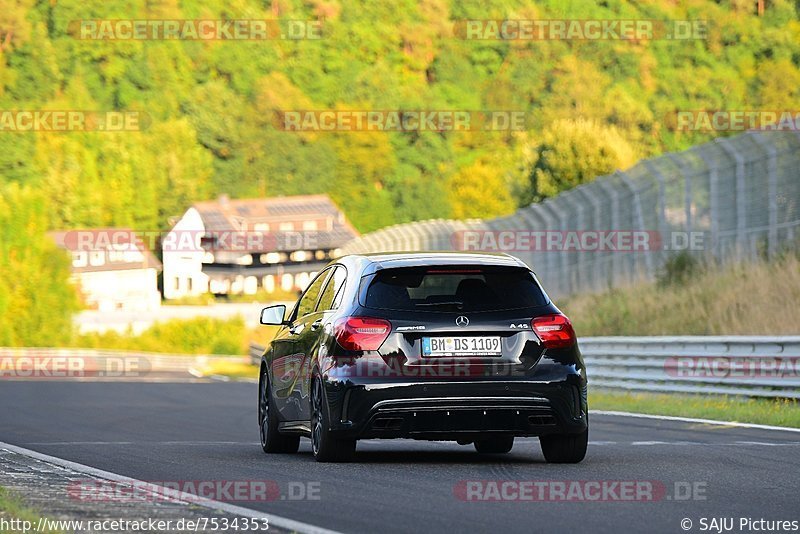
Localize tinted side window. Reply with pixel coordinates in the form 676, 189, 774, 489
294, 270, 330, 319
316, 266, 346, 311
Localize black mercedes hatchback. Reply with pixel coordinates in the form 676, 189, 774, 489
257, 252, 588, 463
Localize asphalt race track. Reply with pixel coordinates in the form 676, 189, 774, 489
2, 381, 798, 533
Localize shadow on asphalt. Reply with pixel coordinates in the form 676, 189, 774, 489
348, 450, 547, 464
241, 443, 553, 464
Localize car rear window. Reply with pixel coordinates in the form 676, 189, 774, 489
361, 266, 548, 312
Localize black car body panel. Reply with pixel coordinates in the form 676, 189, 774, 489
259, 252, 587, 449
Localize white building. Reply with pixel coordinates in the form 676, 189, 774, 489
161, 206, 209, 300
162, 194, 358, 300
50, 228, 162, 312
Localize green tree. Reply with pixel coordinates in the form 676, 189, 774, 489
448, 158, 515, 219
0, 183, 79, 346
523, 119, 637, 203
147, 119, 214, 222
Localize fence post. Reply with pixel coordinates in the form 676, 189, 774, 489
597, 179, 621, 287
519, 205, 544, 266
643, 160, 669, 244
749, 132, 778, 259
618, 171, 654, 280
667, 153, 693, 235
697, 149, 720, 258
533, 203, 562, 297
572, 186, 602, 292
793, 132, 800, 244
716, 137, 747, 258
559, 192, 586, 294
539, 199, 570, 296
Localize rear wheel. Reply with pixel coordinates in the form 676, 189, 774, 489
474, 436, 514, 454
311, 378, 356, 462
259, 368, 300, 454
539, 429, 588, 463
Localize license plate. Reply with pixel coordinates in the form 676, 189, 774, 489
422, 336, 502, 357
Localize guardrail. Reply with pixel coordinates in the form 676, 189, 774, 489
249, 343, 265, 366
0, 347, 249, 376
582, 336, 800, 399
252, 337, 800, 398
17, 338, 795, 397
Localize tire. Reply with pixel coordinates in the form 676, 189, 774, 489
311, 378, 356, 462
474, 436, 514, 454
539, 429, 588, 463
259, 367, 300, 454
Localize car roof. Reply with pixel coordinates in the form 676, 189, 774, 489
338, 251, 529, 275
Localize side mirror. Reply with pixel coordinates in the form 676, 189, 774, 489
260, 304, 288, 326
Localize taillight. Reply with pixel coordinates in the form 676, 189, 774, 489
334, 317, 391, 351
531, 314, 576, 349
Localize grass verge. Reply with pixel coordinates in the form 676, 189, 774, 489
590, 390, 800, 428
72, 318, 281, 357
0, 487, 62, 534
73, 317, 252, 355
563, 253, 800, 335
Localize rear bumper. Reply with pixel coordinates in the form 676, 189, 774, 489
323, 379, 587, 440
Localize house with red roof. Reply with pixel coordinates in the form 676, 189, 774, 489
162, 194, 358, 299
50, 228, 162, 312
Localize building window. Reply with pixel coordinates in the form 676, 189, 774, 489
281, 273, 294, 292
294, 272, 311, 290
302, 220, 318, 231
72, 252, 87, 267
244, 276, 258, 295
89, 251, 105, 266
263, 275, 275, 292
260, 252, 281, 264
236, 254, 254, 266
279, 222, 294, 231
290, 250, 308, 262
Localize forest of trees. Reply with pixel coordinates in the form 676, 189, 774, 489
2, 0, 800, 345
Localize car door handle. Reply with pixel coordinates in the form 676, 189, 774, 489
310, 319, 323, 330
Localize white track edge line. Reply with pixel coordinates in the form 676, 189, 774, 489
592, 410, 800, 433
0, 440, 342, 534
